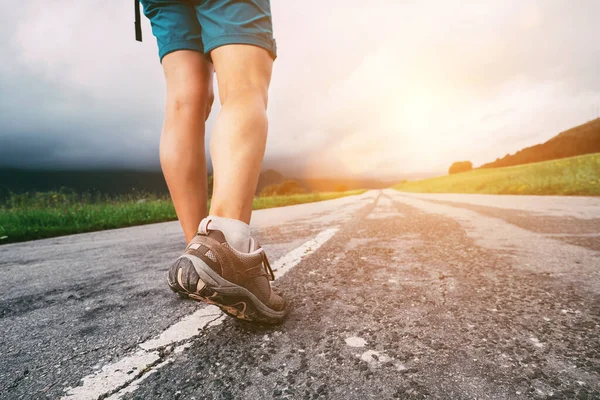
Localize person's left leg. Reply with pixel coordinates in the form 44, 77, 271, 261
140, 0, 215, 243
160, 50, 214, 243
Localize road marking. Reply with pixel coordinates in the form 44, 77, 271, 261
393, 190, 600, 219
61, 307, 224, 400
273, 228, 338, 279
61, 228, 339, 400
366, 195, 403, 219
389, 192, 600, 293
61, 349, 162, 400
139, 306, 225, 351
345, 337, 367, 347
359, 349, 391, 364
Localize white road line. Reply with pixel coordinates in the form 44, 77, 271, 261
389, 193, 600, 289
139, 306, 225, 351
61, 227, 339, 400
61, 308, 224, 400
61, 349, 161, 400
273, 228, 338, 279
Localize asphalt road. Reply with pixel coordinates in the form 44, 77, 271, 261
1, 190, 599, 400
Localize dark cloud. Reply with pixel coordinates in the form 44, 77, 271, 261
0, 67, 162, 169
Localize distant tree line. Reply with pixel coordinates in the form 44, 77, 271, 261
0, 168, 169, 202
260, 180, 306, 196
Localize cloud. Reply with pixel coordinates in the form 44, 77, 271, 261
1, 0, 599, 177
0, 0, 165, 169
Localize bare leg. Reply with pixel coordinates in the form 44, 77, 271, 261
165, 46, 286, 323
208, 44, 273, 224
160, 50, 214, 243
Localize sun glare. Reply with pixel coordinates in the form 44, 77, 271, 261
403, 94, 436, 132
381, 90, 451, 168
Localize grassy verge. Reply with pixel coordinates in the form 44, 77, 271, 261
253, 190, 366, 210
393, 153, 600, 196
0, 190, 366, 244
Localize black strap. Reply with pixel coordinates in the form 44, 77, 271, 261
134, 0, 142, 42
262, 253, 275, 281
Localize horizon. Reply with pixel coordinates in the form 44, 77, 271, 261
0, 164, 424, 183
2, 116, 596, 182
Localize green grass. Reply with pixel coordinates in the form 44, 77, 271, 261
0, 189, 366, 244
253, 190, 365, 210
393, 153, 600, 196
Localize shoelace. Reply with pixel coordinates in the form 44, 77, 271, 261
262, 252, 275, 281
199, 217, 274, 280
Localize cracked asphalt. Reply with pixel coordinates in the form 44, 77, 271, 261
1, 190, 599, 400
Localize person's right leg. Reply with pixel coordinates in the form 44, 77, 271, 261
205, 44, 273, 254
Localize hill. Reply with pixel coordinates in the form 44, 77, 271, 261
480, 118, 600, 169
394, 153, 600, 196
255, 169, 286, 195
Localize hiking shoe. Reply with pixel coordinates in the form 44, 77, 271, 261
167, 218, 288, 324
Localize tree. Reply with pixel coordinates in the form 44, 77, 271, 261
448, 161, 473, 175
260, 180, 306, 196
335, 184, 348, 192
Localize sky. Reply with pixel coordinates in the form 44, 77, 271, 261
1, 0, 599, 179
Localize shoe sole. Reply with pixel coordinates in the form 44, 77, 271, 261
167, 254, 287, 325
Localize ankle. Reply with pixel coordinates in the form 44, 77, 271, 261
208, 204, 251, 225
202, 216, 251, 253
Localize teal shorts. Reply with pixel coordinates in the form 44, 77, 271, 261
140, 0, 277, 63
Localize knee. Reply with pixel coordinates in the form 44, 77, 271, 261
219, 84, 269, 109
167, 87, 213, 117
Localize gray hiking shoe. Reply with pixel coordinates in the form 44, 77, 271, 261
167, 219, 288, 324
